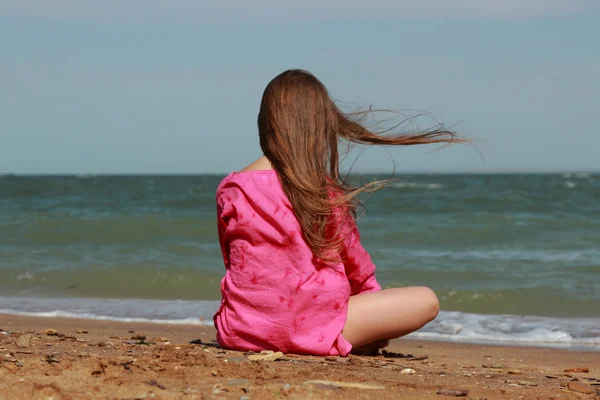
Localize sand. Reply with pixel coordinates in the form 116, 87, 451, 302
1, 314, 599, 400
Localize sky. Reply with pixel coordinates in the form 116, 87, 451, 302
1, 1, 599, 174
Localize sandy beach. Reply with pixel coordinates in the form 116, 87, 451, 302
1, 314, 599, 399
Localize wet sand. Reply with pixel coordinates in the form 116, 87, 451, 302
1, 314, 599, 399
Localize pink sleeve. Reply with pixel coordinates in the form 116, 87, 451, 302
340, 215, 382, 296
216, 190, 232, 267
216, 184, 244, 266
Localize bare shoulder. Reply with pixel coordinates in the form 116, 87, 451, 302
239, 155, 274, 173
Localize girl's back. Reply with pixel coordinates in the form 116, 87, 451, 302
214, 170, 380, 356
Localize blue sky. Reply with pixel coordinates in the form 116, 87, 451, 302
1, 1, 599, 174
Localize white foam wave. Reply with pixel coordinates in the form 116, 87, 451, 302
0, 309, 212, 326
390, 182, 444, 190
383, 247, 600, 264
1, 297, 599, 349
562, 172, 593, 179
408, 311, 600, 349
564, 180, 577, 189
0, 296, 219, 327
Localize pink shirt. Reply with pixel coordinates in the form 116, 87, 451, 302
213, 170, 381, 356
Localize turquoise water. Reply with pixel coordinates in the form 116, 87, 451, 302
1, 173, 599, 348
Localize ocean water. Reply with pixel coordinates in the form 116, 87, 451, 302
1, 173, 599, 349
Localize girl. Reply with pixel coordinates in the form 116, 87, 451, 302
214, 69, 459, 356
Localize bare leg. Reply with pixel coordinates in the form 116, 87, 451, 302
342, 287, 439, 348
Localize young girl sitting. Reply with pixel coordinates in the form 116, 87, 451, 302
213, 69, 459, 356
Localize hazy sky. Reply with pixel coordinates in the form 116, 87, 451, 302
1, 1, 599, 174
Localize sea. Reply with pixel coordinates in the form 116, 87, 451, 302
1, 173, 599, 350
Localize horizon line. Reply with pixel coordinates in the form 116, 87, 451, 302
2, 170, 598, 176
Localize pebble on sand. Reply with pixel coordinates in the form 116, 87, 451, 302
567, 381, 594, 394
400, 368, 416, 375
436, 389, 469, 397
506, 369, 523, 375
212, 384, 228, 394
507, 380, 537, 387
482, 363, 503, 369
45, 329, 58, 336
3, 354, 17, 363
247, 351, 284, 361
564, 367, 589, 373
16, 334, 32, 348
302, 380, 385, 390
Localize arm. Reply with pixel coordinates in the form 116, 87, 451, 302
216, 191, 233, 267
216, 183, 260, 265
340, 215, 382, 295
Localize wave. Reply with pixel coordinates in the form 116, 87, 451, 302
389, 182, 444, 190
0, 296, 219, 325
561, 173, 594, 179
375, 247, 600, 264
0, 310, 212, 326
1, 296, 598, 349
409, 311, 600, 349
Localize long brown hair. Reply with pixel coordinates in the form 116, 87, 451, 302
258, 69, 463, 264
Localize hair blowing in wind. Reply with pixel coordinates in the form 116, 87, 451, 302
258, 69, 464, 263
